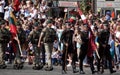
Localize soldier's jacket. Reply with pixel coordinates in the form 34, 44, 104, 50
17, 28, 26, 44
61, 29, 74, 44
97, 29, 110, 45
28, 29, 41, 44
0, 28, 11, 43
80, 31, 89, 45
41, 27, 57, 43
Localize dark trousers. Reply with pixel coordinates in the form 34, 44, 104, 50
62, 44, 77, 71
88, 56, 95, 73
79, 44, 88, 71
97, 45, 114, 72
40, 43, 45, 65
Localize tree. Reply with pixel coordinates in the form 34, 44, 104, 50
79, 0, 91, 14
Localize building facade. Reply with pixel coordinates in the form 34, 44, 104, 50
96, 0, 120, 17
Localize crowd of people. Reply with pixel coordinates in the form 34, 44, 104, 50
0, 0, 120, 74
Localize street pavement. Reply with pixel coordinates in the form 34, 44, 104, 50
0, 63, 120, 75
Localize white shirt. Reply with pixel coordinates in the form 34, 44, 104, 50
0, 0, 5, 13
4, 9, 9, 20
116, 31, 120, 44
116, 31, 120, 38
30, 8, 38, 18
40, 5, 49, 13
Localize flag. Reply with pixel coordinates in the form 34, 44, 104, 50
13, 0, 21, 12
9, 11, 17, 53
77, 8, 97, 57
77, 8, 87, 24
87, 31, 97, 57
9, 11, 17, 37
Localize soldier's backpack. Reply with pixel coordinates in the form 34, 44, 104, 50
44, 28, 57, 43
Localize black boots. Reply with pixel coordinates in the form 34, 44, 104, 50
0, 64, 7, 69
13, 63, 24, 70
79, 70, 85, 74
62, 70, 67, 74
110, 70, 116, 74
32, 64, 43, 70
44, 66, 53, 71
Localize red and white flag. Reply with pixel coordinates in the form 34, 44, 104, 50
77, 8, 87, 24
77, 8, 98, 57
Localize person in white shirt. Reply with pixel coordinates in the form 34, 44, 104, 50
39, 1, 49, 19
115, 26, 120, 65
0, 0, 5, 19
4, 6, 9, 21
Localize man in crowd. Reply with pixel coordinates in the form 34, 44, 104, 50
97, 21, 116, 74
38, 19, 57, 71
60, 23, 78, 74
28, 21, 43, 70
0, 20, 11, 69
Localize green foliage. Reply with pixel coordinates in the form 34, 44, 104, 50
79, 0, 91, 14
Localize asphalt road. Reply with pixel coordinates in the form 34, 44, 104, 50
0, 63, 120, 75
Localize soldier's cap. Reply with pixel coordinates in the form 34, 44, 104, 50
34, 22, 39, 27
46, 19, 53, 24
16, 21, 21, 26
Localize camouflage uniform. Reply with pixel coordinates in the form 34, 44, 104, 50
0, 20, 11, 69
28, 22, 43, 70
38, 20, 57, 71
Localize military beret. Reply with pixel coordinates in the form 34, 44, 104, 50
46, 19, 53, 24
34, 22, 39, 27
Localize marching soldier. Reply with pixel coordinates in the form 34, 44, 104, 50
79, 24, 89, 74
97, 22, 116, 74
60, 23, 78, 74
13, 21, 26, 69
38, 19, 57, 71
28, 22, 43, 70
0, 20, 11, 69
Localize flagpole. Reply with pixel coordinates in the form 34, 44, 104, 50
15, 34, 23, 56
77, 1, 100, 59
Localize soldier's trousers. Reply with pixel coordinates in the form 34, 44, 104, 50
14, 44, 22, 64
33, 44, 40, 65
79, 44, 88, 71
97, 45, 114, 72
62, 44, 77, 71
0, 43, 7, 65
44, 43, 53, 67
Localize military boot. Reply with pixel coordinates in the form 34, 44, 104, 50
0, 64, 7, 69
13, 64, 19, 70
62, 70, 67, 74
44, 66, 53, 71
33, 64, 43, 70
18, 63, 24, 69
